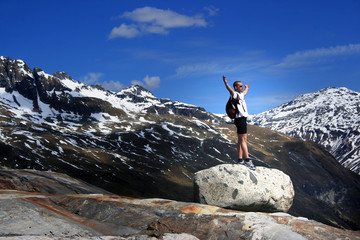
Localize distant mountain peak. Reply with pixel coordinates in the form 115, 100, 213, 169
126, 84, 150, 92
117, 84, 159, 102
249, 86, 360, 174
53, 71, 73, 80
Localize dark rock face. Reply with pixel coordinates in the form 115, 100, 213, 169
0, 57, 39, 109
53, 71, 73, 80
1, 169, 360, 239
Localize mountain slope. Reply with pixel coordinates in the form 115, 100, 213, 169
249, 87, 360, 174
1, 56, 360, 230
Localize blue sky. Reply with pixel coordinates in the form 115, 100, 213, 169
1, 0, 360, 114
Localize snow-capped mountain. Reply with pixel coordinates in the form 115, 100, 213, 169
0, 56, 222, 123
249, 87, 360, 174
1, 56, 360, 229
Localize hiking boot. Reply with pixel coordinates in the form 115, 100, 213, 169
237, 159, 245, 165
245, 159, 256, 170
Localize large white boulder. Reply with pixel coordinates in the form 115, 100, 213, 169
194, 164, 294, 212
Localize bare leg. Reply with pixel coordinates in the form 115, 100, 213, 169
237, 140, 243, 159
238, 134, 249, 159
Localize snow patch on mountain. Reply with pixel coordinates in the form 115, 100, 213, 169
249, 87, 360, 174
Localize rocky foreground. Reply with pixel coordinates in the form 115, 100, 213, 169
1, 169, 359, 240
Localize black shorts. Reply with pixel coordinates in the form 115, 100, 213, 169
234, 117, 247, 134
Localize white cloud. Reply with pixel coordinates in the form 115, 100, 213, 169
122, 6, 207, 28
79, 72, 125, 92
174, 60, 270, 78
276, 43, 360, 68
109, 6, 208, 39
143, 24, 169, 34
204, 6, 219, 16
175, 63, 220, 77
109, 24, 141, 39
101, 80, 125, 92
131, 75, 160, 90
79, 72, 104, 84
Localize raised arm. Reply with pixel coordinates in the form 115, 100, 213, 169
242, 83, 249, 96
223, 76, 234, 96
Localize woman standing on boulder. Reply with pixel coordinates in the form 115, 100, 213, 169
222, 75, 255, 170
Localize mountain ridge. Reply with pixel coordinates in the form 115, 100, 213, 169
248, 86, 360, 174
0, 56, 222, 123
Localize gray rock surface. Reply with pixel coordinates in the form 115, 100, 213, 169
1, 169, 359, 240
0, 199, 100, 237
194, 164, 294, 212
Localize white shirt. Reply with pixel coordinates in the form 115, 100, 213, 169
232, 91, 248, 118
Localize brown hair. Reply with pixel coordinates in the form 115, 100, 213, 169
233, 81, 242, 88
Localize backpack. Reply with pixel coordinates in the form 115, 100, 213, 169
225, 97, 239, 119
